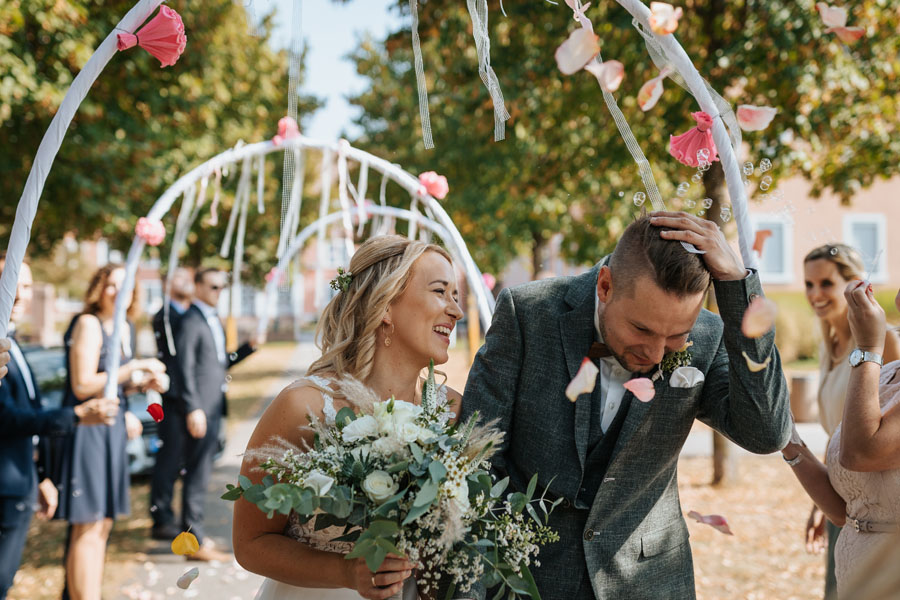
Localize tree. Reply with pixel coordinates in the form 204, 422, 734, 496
0, 0, 320, 279
348, 0, 900, 279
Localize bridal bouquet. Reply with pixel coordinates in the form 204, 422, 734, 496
223, 363, 558, 599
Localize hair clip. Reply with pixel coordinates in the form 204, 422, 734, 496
329, 267, 353, 293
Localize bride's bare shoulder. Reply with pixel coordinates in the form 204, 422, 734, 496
249, 378, 334, 448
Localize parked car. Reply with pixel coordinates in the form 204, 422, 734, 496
23, 346, 160, 476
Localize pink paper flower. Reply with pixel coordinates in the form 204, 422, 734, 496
637, 68, 671, 111
741, 296, 778, 339
116, 6, 187, 68
736, 104, 778, 131
418, 171, 449, 200
482, 272, 497, 291
584, 60, 625, 92
555, 28, 600, 75
272, 116, 300, 146
135, 217, 166, 246
623, 378, 656, 403
565, 358, 599, 402
669, 111, 720, 167
648, 2, 683, 36
687, 511, 734, 535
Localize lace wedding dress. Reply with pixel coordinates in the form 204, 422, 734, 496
826, 360, 900, 597
255, 375, 420, 600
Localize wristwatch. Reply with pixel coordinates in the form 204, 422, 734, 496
848, 348, 883, 368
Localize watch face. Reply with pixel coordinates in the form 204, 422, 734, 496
849, 349, 863, 367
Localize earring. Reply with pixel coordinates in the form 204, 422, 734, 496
383, 322, 394, 347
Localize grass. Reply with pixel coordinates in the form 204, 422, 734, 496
8, 342, 301, 600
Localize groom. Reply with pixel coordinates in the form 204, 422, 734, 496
459, 212, 791, 599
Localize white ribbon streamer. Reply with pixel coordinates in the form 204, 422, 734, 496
409, 0, 434, 149
0, 0, 165, 338
467, 0, 511, 141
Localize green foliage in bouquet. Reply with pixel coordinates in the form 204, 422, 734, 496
223, 361, 559, 598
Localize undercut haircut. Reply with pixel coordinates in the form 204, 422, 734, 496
609, 215, 711, 297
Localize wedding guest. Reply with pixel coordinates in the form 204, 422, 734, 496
801, 244, 899, 599
171, 267, 260, 561
149, 267, 194, 540
54, 264, 166, 600
782, 279, 900, 598
0, 255, 116, 600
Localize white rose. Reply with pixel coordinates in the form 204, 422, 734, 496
416, 426, 436, 444
341, 415, 379, 443
301, 470, 334, 495
362, 470, 399, 504
395, 422, 422, 444
447, 480, 470, 512
372, 435, 404, 457
390, 400, 423, 425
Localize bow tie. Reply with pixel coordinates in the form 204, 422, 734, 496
587, 341, 612, 359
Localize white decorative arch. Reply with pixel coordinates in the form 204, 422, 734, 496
102, 137, 495, 397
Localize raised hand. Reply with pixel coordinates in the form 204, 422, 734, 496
649, 211, 747, 281
75, 396, 119, 426
187, 408, 207, 439
845, 280, 886, 354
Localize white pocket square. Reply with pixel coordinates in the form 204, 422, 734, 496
669, 366, 705, 388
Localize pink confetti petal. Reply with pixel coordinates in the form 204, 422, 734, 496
815, 2, 848, 28
688, 511, 734, 535
565, 357, 599, 402
648, 2, 683, 36
555, 28, 600, 75
623, 377, 656, 402
418, 171, 449, 199
741, 296, 778, 338
584, 60, 625, 92
637, 69, 670, 111
827, 26, 865, 43
736, 104, 778, 132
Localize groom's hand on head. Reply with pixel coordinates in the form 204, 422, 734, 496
649, 211, 748, 281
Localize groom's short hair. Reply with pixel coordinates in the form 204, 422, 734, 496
609, 215, 710, 297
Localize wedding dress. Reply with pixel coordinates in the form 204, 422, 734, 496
254, 375, 421, 600
826, 360, 900, 598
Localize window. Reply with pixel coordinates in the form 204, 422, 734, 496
843, 214, 888, 283
750, 215, 793, 284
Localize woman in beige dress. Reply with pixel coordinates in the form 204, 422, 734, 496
783, 279, 900, 598
802, 244, 900, 597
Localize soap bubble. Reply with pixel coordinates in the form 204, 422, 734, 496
618, 191, 624, 197
702, 198, 713, 209
685, 198, 697, 209
742, 162, 754, 176
698, 210, 706, 216
676, 182, 690, 197
759, 180, 771, 192
633, 192, 646, 207
691, 173, 703, 183
696, 148, 711, 163
720, 206, 732, 222
698, 160, 711, 172
759, 158, 772, 172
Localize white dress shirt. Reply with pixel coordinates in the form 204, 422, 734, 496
8, 332, 36, 401
193, 300, 227, 365
593, 292, 632, 433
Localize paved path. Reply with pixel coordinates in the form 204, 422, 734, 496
119, 342, 318, 600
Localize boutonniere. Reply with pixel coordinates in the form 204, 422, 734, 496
652, 340, 694, 383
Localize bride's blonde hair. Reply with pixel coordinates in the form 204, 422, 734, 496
308, 235, 453, 381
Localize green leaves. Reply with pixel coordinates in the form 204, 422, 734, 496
345, 519, 402, 572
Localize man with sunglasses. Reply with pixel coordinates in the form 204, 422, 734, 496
150, 267, 263, 561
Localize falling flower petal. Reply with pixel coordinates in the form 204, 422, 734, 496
741, 297, 778, 338
736, 104, 778, 131
687, 511, 734, 535
624, 378, 656, 402
815, 2, 848, 28
742, 351, 772, 373
637, 69, 670, 111
482, 272, 497, 291
146, 403, 164, 423
171, 531, 200, 556
584, 60, 625, 92
648, 2, 683, 36
828, 26, 865, 43
566, 357, 599, 402
555, 28, 600, 75
177, 568, 200, 590
752, 229, 773, 256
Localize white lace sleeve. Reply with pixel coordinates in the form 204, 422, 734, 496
303, 374, 337, 425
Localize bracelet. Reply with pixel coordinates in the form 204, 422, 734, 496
782, 452, 804, 467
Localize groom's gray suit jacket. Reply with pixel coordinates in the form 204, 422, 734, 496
459, 260, 792, 600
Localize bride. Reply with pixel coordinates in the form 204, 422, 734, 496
233, 235, 464, 600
